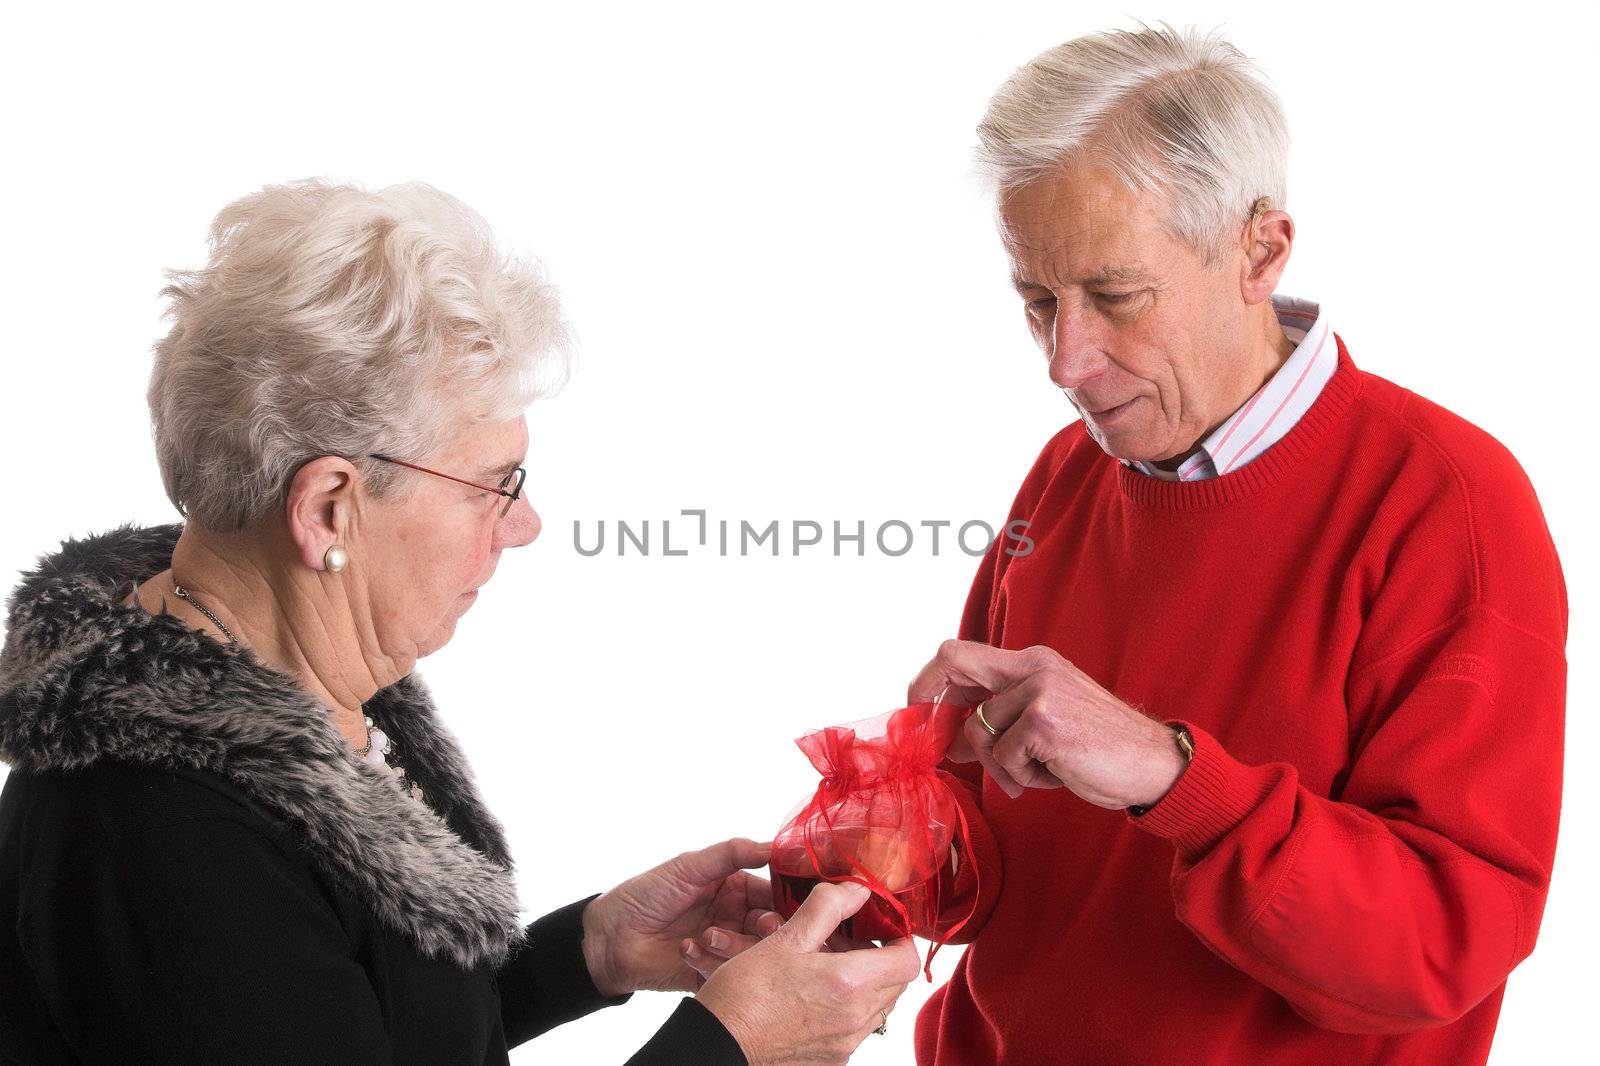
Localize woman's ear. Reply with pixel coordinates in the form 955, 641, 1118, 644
284, 456, 360, 572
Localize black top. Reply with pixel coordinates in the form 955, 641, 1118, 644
0, 762, 746, 1065
0, 523, 746, 1065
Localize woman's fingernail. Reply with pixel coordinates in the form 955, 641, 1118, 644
682, 940, 699, 959
705, 929, 725, 950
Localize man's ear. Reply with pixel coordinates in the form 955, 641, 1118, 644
1240, 198, 1294, 304
284, 456, 359, 572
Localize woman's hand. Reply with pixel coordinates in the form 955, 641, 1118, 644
680, 902, 877, 985
696, 882, 922, 1066
581, 838, 779, 996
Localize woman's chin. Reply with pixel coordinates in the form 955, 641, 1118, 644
414, 607, 471, 660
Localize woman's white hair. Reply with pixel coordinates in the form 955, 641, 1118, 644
976, 21, 1289, 267
149, 178, 573, 533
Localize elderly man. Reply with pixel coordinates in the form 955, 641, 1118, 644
904, 24, 1567, 1066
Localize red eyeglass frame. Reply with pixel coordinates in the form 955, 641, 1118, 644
368, 454, 526, 518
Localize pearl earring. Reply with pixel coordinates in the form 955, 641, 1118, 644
324, 545, 349, 573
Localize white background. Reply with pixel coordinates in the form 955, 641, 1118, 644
2, 2, 1594, 1063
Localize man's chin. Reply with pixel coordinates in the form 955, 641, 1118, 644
1087, 424, 1147, 461
1084, 416, 1145, 453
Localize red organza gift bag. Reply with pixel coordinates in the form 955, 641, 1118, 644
770, 699, 981, 980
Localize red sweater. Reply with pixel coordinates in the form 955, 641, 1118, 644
916, 336, 1567, 1065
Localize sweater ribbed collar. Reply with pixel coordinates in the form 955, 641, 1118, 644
1115, 334, 1365, 509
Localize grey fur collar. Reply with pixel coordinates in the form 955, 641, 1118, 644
0, 523, 525, 970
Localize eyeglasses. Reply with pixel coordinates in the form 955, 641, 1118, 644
368, 454, 527, 519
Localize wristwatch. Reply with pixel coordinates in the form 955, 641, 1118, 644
1128, 723, 1195, 817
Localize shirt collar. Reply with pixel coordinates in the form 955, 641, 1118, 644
1123, 294, 1336, 481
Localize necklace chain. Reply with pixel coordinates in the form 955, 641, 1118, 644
172, 583, 238, 646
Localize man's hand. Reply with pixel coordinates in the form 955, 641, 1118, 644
581, 838, 779, 996
909, 640, 1188, 807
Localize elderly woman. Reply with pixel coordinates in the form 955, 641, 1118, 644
0, 180, 917, 1065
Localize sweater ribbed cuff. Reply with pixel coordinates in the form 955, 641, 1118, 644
1128, 722, 1277, 862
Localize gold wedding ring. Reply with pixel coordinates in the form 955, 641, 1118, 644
975, 701, 1001, 737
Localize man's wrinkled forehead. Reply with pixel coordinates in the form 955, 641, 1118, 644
997, 167, 1168, 283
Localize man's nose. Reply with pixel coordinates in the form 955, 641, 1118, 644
494, 494, 541, 550
1046, 305, 1107, 390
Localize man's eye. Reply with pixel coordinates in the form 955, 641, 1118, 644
1026, 297, 1056, 314
1097, 291, 1135, 305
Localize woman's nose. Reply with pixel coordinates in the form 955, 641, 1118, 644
494, 494, 540, 550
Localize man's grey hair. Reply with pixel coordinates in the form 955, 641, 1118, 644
148, 179, 573, 533
977, 22, 1289, 267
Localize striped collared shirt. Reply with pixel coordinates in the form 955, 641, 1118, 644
1125, 294, 1336, 481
